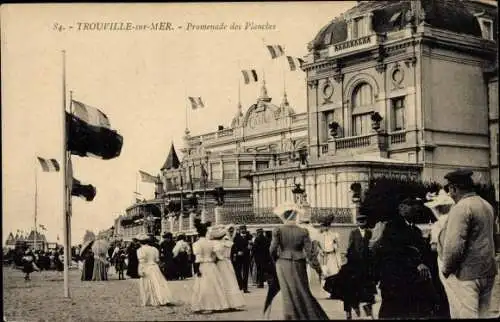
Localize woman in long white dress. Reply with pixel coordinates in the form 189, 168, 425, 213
136, 233, 177, 307
318, 216, 342, 281
191, 220, 230, 313
209, 225, 246, 310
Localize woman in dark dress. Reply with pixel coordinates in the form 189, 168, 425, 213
126, 239, 140, 279
268, 207, 329, 320
54, 250, 64, 272
22, 249, 37, 281
159, 233, 176, 280
81, 249, 95, 281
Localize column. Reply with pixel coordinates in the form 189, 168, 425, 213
169, 215, 174, 232
189, 212, 195, 230
179, 215, 183, 232
214, 206, 221, 225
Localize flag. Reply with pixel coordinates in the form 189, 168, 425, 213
241, 69, 258, 84
139, 170, 157, 183
37, 157, 60, 172
39, 224, 46, 231
71, 178, 97, 201
57, 235, 60, 241
67, 100, 123, 160
188, 97, 204, 110
266, 45, 284, 59
286, 56, 304, 71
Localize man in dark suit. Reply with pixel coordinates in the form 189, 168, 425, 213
370, 198, 437, 319
231, 225, 252, 293
344, 214, 376, 319
252, 228, 269, 288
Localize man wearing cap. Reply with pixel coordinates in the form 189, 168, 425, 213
441, 169, 497, 318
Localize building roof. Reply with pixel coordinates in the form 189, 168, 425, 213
309, 0, 483, 52
161, 143, 180, 170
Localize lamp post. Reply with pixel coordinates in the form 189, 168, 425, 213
350, 182, 362, 223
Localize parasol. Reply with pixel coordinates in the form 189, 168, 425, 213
91, 239, 110, 256
272, 202, 304, 223
80, 239, 96, 256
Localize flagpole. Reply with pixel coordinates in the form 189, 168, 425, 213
61, 49, 70, 298
34, 161, 38, 251
184, 86, 189, 133
68, 90, 74, 270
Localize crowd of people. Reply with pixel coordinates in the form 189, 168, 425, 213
9, 168, 498, 319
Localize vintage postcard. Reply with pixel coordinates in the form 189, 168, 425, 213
2, 1, 499, 320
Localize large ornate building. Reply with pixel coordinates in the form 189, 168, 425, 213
115, 0, 498, 240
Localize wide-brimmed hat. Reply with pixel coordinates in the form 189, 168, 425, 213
208, 225, 227, 240
424, 189, 455, 209
135, 233, 150, 241
273, 202, 304, 223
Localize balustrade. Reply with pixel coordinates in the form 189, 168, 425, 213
390, 132, 406, 144
336, 135, 371, 150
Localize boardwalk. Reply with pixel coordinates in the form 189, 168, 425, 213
3, 265, 499, 321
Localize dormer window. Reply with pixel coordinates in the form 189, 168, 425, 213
349, 14, 371, 39
478, 17, 494, 40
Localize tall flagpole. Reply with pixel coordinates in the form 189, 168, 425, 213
61, 49, 70, 298
68, 91, 74, 272
34, 162, 38, 251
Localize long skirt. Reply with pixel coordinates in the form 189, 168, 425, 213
191, 262, 230, 312
92, 257, 108, 281
275, 258, 329, 320
216, 259, 245, 309
139, 263, 176, 306
81, 258, 94, 281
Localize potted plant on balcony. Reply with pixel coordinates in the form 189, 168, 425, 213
328, 121, 340, 138
371, 112, 383, 132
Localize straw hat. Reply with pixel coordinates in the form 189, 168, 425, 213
135, 233, 150, 241
208, 225, 227, 240
424, 189, 455, 209
273, 202, 304, 223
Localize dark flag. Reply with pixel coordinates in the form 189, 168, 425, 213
71, 178, 96, 201
66, 100, 123, 160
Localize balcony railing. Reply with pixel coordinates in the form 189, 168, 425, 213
336, 135, 371, 150
390, 132, 406, 144
165, 178, 252, 192
328, 34, 380, 56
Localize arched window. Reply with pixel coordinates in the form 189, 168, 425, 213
351, 83, 374, 136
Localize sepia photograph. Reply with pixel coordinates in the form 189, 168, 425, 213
2, 1, 499, 320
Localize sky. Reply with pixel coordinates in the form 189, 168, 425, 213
1, 2, 356, 245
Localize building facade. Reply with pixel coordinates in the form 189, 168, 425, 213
116, 0, 498, 238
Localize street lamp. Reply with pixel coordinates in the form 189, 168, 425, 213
292, 183, 305, 205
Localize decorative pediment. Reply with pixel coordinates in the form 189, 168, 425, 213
242, 102, 281, 135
